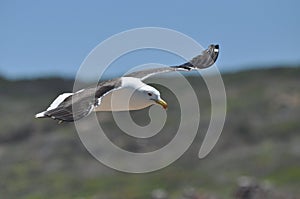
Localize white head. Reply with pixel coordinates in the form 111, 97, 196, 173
136, 85, 168, 110
118, 77, 167, 111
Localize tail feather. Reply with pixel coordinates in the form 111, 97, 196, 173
35, 111, 47, 118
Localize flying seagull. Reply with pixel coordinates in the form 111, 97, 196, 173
35, 44, 219, 122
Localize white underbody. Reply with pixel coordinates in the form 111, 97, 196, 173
94, 86, 154, 111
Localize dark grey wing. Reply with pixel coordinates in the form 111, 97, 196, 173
43, 78, 122, 122
44, 89, 96, 122
125, 44, 219, 80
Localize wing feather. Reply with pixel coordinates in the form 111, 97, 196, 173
38, 78, 122, 122
125, 44, 219, 80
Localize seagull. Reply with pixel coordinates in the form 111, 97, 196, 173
35, 44, 219, 123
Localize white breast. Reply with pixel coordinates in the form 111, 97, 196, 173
94, 77, 153, 112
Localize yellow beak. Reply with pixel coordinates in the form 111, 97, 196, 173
155, 99, 168, 110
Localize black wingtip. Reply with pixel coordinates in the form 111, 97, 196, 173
209, 44, 219, 50
177, 44, 220, 70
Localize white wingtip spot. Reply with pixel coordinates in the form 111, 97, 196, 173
214, 48, 219, 53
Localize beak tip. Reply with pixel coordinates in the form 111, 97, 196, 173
155, 99, 168, 110
163, 104, 168, 110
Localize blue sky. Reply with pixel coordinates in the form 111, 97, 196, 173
0, 0, 299, 79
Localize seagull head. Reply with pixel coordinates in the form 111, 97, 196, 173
139, 85, 168, 110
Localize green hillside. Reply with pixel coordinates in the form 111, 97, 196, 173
0, 68, 299, 199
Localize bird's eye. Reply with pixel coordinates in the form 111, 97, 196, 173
148, 93, 152, 96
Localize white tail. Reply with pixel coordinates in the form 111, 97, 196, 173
35, 111, 46, 118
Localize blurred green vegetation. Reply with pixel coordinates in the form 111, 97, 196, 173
0, 67, 299, 199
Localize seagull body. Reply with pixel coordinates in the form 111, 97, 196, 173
94, 77, 165, 112
35, 45, 219, 122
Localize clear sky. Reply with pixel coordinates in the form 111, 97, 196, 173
1, 0, 299, 79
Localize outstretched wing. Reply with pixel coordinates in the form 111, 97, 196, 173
125, 44, 219, 80
36, 78, 122, 122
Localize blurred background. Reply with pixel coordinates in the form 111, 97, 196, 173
0, 1, 300, 199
